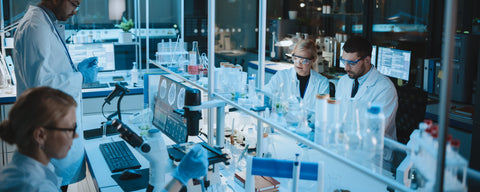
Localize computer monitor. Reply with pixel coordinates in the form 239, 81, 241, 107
67, 43, 115, 71
339, 43, 377, 68
152, 75, 200, 144
376, 47, 411, 81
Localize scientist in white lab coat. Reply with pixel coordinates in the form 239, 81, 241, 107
264, 39, 330, 112
12, 0, 99, 190
336, 36, 398, 139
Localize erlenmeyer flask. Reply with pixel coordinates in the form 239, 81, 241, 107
341, 98, 363, 161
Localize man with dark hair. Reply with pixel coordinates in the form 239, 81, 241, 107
336, 36, 398, 140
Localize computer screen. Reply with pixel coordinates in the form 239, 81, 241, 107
376, 47, 411, 81
339, 43, 377, 68
152, 75, 199, 144
67, 43, 115, 71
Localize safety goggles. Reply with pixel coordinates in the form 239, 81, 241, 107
340, 56, 366, 67
292, 54, 313, 65
70, 0, 80, 12
44, 123, 77, 138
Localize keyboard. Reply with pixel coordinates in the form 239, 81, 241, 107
82, 82, 109, 89
99, 141, 141, 173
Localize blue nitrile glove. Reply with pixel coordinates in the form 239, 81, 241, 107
172, 144, 208, 185
78, 57, 100, 84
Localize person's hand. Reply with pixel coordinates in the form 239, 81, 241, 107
172, 144, 208, 185
78, 57, 101, 84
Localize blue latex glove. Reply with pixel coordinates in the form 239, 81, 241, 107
78, 57, 100, 84
172, 144, 208, 185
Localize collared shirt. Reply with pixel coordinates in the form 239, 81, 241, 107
0, 151, 62, 192
355, 64, 374, 89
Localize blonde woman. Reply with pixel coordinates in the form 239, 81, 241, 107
264, 39, 330, 112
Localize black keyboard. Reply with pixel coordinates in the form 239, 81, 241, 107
82, 82, 109, 89
99, 141, 141, 173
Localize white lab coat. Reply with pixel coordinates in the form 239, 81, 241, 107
0, 151, 62, 192
264, 68, 330, 112
335, 67, 398, 139
13, 5, 85, 185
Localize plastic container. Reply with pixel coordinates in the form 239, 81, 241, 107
130, 62, 139, 85
314, 93, 330, 146
365, 104, 385, 171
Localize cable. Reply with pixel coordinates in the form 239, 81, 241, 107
101, 102, 107, 119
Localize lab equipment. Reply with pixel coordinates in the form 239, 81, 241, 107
0, 54, 14, 87
376, 47, 411, 81
184, 88, 202, 136
152, 75, 199, 143
365, 104, 385, 172
398, 121, 468, 191
103, 82, 130, 120
99, 141, 141, 173
244, 127, 257, 149
172, 144, 209, 186
155, 38, 189, 73
166, 142, 228, 165
152, 75, 227, 148
326, 98, 341, 151
130, 62, 139, 85
341, 99, 363, 161
314, 93, 330, 146
188, 41, 200, 81
111, 119, 170, 190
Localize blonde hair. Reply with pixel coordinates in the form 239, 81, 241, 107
292, 39, 318, 72
0, 87, 77, 149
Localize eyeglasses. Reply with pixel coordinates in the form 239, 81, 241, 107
44, 123, 77, 138
340, 56, 366, 67
292, 54, 313, 65
69, 0, 80, 12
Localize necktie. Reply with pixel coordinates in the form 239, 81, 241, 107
351, 78, 359, 98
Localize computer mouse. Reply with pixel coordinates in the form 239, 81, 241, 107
119, 169, 142, 180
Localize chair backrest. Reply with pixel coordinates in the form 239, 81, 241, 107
395, 86, 428, 144
245, 155, 324, 192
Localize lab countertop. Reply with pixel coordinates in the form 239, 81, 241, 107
425, 103, 474, 132
0, 71, 144, 104
83, 111, 393, 191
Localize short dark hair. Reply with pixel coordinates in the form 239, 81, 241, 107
342, 36, 372, 58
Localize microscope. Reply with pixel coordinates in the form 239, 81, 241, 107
111, 119, 170, 192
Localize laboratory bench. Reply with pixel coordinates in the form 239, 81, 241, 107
82, 111, 396, 192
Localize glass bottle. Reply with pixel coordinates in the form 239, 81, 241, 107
130, 62, 139, 85
327, 98, 341, 151
188, 41, 200, 81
